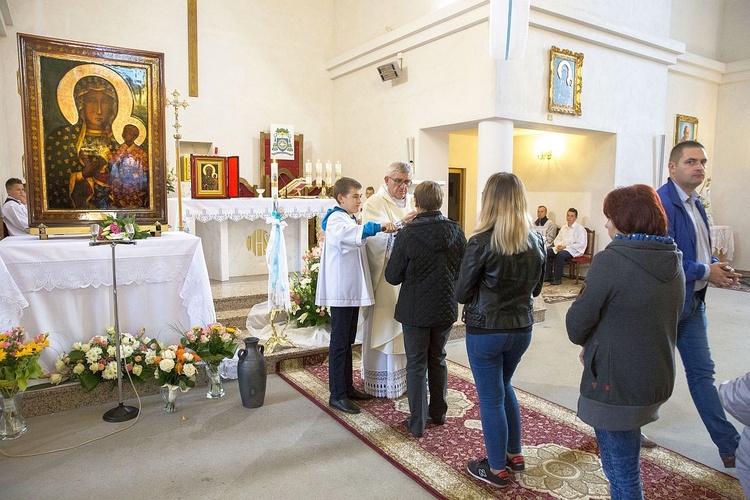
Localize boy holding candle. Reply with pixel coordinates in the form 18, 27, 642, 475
316, 177, 396, 414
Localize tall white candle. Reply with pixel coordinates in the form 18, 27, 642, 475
315, 160, 323, 185
271, 161, 279, 199
334, 161, 342, 181
304, 160, 312, 184
325, 161, 333, 186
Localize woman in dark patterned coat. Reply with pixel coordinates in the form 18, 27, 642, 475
385, 180, 466, 438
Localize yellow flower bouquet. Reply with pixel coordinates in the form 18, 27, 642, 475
0, 327, 49, 398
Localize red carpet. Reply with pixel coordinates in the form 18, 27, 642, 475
278, 355, 744, 499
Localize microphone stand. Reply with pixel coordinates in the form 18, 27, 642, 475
90, 237, 139, 422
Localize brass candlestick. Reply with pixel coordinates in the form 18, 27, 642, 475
166, 90, 189, 231
265, 309, 296, 354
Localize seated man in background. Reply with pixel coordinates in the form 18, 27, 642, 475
545, 207, 586, 285
2, 177, 29, 236
533, 205, 557, 249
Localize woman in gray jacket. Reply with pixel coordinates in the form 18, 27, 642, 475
566, 185, 684, 500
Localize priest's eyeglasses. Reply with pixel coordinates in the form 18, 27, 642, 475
388, 177, 413, 187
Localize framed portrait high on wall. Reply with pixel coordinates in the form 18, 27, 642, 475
548, 46, 583, 116
675, 115, 698, 145
191, 155, 228, 199
18, 34, 167, 230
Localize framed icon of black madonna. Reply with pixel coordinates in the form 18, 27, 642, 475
18, 34, 167, 231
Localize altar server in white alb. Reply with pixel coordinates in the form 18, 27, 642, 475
316, 177, 396, 415
2, 178, 29, 236
360, 161, 417, 398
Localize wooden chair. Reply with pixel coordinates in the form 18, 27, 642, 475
564, 228, 595, 284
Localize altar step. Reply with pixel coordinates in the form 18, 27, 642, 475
209, 275, 547, 360
21, 278, 544, 418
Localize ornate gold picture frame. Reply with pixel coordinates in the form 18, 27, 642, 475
548, 46, 583, 116
675, 114, 698, 145
18, 34, 167, 230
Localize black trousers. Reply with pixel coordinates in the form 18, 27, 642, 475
329, 306, 359, 399
403, 323, 453, 437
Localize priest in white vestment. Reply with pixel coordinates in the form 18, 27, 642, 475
360, 161, 417, 398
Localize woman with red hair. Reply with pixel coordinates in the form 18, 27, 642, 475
566, 184, 685, 499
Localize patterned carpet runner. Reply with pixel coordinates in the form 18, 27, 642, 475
279, 356, 743, 499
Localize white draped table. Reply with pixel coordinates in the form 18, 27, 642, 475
168, 197, 337, 281
710, 225, 734, 261
0, 232, 216, 371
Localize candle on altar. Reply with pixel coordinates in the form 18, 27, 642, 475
325, 161, 333, 186
271, 161, 279, 199
334, 161, 342, 181
315, 160, 323, 185
304, 160, 312, 184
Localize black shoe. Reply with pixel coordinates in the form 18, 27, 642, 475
346, 388, 373, 400
721, 455, 736, 468
506, 454, 525, 472
403, 419, 423, 438
467, 458, 510, 488
544, 277, 553, 283
429, 415, 446, 426
640, 433, 658, 449
551, 280, 561, 285
328, 397, 360, 414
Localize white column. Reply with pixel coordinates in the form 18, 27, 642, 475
477, 119, 514, 205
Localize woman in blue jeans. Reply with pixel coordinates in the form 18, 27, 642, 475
456, 173, 546, 488
566, 185, 684, 499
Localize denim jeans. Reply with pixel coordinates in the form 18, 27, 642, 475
595, 428, 643, 500
466, 331, 532, 471
677, 293, 740, 457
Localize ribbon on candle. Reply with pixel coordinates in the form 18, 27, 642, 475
271, 161, 279, 199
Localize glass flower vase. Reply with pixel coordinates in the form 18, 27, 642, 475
161, 384, 181, 413
0, 392, 28, 440
205, 362, 225, 399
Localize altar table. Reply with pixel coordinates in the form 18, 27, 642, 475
168, 197, 337, 281
0, 232, 216, 372
710, 225, 734, 261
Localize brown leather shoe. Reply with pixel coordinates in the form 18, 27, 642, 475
721, 455, 736, 468
640, 433, 658, 449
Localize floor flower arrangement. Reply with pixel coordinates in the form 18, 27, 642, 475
51, 327, 161, 391
181, 323, 240, 398
0, 327, 49, 439
153, 344, 201, 412
289, 246, 330, 328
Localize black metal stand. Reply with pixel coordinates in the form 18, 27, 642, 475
90, 239, 139, 423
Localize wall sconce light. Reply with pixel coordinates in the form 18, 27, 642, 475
377, 52, 404, 82
538, 150, 553, 160
534, 134, 563, 162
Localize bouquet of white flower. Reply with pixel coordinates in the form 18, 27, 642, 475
153, 344, 201, 391
51, 327, 161, 391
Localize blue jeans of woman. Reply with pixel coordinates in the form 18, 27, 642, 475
466, 331, 532, 471
594, 428, 643, 500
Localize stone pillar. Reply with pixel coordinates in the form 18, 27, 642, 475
476, 119, 514, 205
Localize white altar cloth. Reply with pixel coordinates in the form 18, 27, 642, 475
168, 197, 337, 281
0, 232, 216, 371
710, 225, 734, 261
